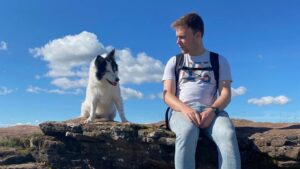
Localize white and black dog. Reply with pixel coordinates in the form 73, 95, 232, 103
81, 49, 128, 123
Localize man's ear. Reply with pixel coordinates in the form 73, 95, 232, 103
195, 31, 202, 39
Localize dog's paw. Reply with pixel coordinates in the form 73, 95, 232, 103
84, 118, 93, 124
120, 117, 129, 123
124, 121, 131, 125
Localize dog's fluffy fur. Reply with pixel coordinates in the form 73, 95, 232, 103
81, 49, 128, 123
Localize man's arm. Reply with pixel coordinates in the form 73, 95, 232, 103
211, 80, 232, 110
199, 80, 232, 128
163, 79, 201, 127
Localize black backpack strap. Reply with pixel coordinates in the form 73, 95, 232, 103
175, 53, 184, 92
165, 53, 184, 131
210, 52, 220, 96
165, 107, 171, 130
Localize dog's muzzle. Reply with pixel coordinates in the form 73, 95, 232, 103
106, 79, 118, 86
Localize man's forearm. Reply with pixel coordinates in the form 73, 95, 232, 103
163, 91, 187, 112
210, 81, 232, 111
210, 93, 231, 111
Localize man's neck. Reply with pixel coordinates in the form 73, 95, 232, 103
189, 47, 205, 56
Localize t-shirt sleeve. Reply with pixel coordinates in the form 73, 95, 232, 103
162, 56, 176, 81
219, 55, 232, 82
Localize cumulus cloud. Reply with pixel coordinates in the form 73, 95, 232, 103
29, 31, 165, 99
117, 49, 164, 84
26, 86, 82, 95
0, 41, 7, 51
51, 78, 87, 90
121, 87, 143, 100
149, 92, 163, 100
231, 86, 247, 97
29, 31, 105, 79
0, 120, 40, 127
27, 85, 143, 98
0, 86, 13, 95
248, 95, 291, 106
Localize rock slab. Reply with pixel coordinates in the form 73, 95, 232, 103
30, 118, 300, 169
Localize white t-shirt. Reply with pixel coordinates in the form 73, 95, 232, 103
162, 50, 232, 106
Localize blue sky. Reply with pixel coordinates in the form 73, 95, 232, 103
0, 0, 299, 127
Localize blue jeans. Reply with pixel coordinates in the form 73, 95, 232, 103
169, 102, 241, 169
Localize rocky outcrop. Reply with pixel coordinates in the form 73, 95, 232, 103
32, 118, 175, 169
1, 118, 300, 169
234, 120, 300, 169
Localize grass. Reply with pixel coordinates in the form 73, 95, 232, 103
0, 133, 43, 148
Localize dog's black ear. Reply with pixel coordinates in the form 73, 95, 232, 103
95, 54, 105, 66
106, 49, 115, 62
95, 55, 107, 80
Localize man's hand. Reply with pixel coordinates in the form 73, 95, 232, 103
181, 105, 201, 127
198, 108, 216, 128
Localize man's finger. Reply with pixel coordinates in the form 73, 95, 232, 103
189, 112, 198, 127
195, 113, 201, 126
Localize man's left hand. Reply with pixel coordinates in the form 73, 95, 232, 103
199, 108, 216, 128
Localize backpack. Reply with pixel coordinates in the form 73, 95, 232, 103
164, 52, 220, 130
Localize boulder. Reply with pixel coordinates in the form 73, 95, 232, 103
27, 118, 300, 169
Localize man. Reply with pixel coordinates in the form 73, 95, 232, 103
162, 12, 241, 169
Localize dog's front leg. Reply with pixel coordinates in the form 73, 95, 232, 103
85, 99, 97, 123
114, 88, 128, 122
116, 102, 128, 122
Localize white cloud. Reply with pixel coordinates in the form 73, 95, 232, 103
51, 77, 87, 90
149, 94, 156, 100
29, 31, 106, 89
121, 87, 143, 100
29, 31, 165, 99
15, 122, 33, 125
0, 41, 7, 51
26, 86, 41, 94
148, 92, 163, 100
231, 86, 247, 97
0, 86, 13, 95
117, 49, 165, 84
0, 120, 40, 127
26, 86, 82, 95
29, 31, 105, 78
248, 95, 291, 106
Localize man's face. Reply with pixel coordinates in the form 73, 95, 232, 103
175, 26, 197, 54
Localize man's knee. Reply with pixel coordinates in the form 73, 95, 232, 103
176, 124, 199, 144
214, 123, 236, 140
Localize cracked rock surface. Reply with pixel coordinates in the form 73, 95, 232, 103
1, 118, 300, 169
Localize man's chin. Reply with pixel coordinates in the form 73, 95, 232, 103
179, 48, 188, 54
180, 49, 188, 54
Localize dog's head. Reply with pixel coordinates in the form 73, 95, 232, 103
94, 49, 119, 86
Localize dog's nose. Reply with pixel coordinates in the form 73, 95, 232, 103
116, 78, 120, 82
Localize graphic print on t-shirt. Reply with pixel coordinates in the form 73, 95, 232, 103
180, 61, 212, 84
